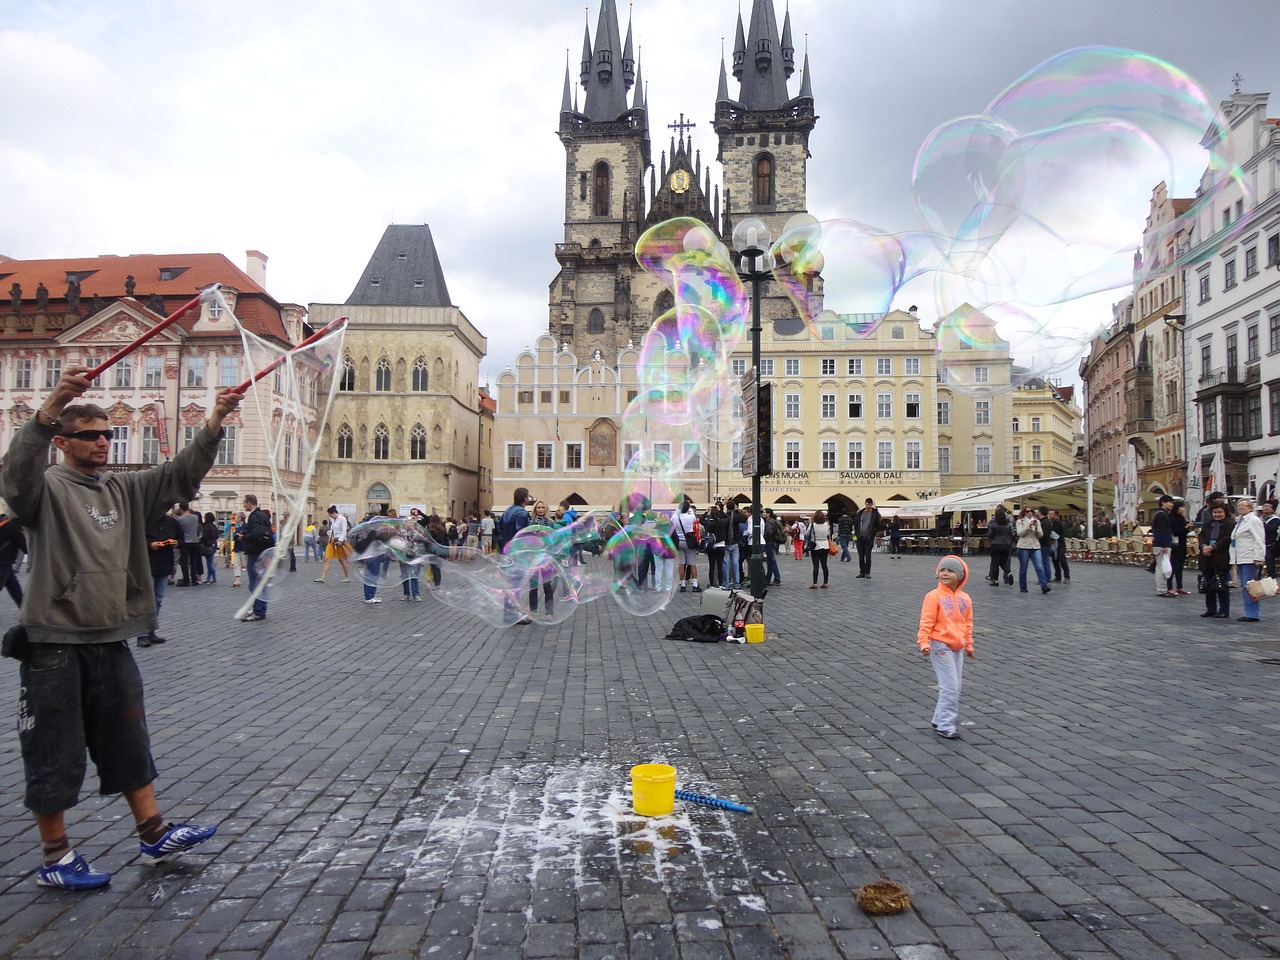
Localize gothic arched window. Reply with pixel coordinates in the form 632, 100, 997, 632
374, 356, 392, 392
410, 423, 427, 460
653, 289, 674, 320
588, 308, 605, 333
373, 423, 390, 461
336, 424, 353, 459
339, 356, 356, 392
412, 356, 429, 391
754, 154, 774, 206
593, 161, 610, 216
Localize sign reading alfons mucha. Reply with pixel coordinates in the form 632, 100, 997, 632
720, 470, 910, 503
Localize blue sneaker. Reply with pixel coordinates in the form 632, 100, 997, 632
139, 822, 217, 863
37, 850, 111, 890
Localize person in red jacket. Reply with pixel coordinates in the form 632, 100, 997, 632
917, 556, 974, 740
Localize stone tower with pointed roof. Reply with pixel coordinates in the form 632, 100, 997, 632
551, 0, 651, 358
715, 0, 817, 248
310, 224, 489, 520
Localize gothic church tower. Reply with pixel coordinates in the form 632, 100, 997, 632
551, 1, 816, 357
550, 1, 650, 358
715, 0, 819, 329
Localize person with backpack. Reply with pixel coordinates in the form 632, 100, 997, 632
791, 517, 807, 560
499, 488, 533, 624
671, 497, 702, 593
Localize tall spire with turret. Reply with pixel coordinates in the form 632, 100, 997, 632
582, 0, 632, 120
732, 11, 746, 80
780, 6, 795, 78
739, 0, 790, 111
622, 15, 635, 89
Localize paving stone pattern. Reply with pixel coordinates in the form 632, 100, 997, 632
1, 552, 1279, 958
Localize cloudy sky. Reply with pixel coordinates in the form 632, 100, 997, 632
2, 0, 1276, 386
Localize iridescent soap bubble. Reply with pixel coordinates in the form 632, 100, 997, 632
603, 509, 677, 617
251, 547, 284, 603
772, 215, 935, 338
634, 216, 750, 555
915, 46, 1246, 306
908, 46, 1248, 390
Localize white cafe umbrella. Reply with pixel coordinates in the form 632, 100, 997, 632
1118, 445, 1140, 527
1208, 447, 1227, 496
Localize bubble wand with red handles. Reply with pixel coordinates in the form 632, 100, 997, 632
85, 286, 219, 380
230, 316, 348, 394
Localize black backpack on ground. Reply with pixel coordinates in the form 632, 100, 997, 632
664, 614, 726, 643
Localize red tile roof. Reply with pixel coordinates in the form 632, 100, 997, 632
0, 252, 289, 343
1171, 198, 1194, 215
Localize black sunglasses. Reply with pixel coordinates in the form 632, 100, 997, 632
61, 429, 115, 442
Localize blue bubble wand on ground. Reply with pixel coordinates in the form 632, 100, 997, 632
674, 789, 752, 814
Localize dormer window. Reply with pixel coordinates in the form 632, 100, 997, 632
370, 277, 381, 286
158, 267, 188, 282
396, 253, 407, 260
596, 48, 612, 82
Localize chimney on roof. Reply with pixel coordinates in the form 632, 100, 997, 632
245, 250, 268, 287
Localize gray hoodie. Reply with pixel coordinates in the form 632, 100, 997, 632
0, 418, 222, 644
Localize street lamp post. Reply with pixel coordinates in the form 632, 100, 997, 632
732, 218, 774, 599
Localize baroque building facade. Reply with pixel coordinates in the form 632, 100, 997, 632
309, 225, 487, 522
0, 251, 309, 521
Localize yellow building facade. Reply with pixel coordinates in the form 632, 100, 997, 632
1010, 379, 1083, 482
492, 306, 1016, 517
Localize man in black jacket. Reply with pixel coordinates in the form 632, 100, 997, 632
239, 495, 273, 622
854, 499, 882, 578
138, 512, 183, 647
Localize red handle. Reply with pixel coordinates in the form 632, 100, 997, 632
231, 316, 348, 394
86, 291, 207, 379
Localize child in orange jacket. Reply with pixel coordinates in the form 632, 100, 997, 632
917, 555, 974, 740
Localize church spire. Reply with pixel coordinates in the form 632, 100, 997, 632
716, 53, 731, 105
781, 5, 795, 78
739, 0, 790, 111
633, 58, 646, 111
798, 50, 813, 101
582, 0, 631, 120
561, 55, 574, 114
622, 15, 635, 88
579, 18, 592, 89
732, 10, 746, 80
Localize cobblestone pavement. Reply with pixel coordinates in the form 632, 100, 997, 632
1, 550, 1279, 959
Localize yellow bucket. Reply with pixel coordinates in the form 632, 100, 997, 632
745, 623, 765, 643
631, 763, 677, 816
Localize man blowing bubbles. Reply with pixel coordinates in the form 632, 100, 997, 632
0, 365, 243, 890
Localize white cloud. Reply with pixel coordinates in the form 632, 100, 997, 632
1, 0, 1277, 388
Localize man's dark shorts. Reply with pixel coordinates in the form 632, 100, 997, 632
18, 641, 156, 814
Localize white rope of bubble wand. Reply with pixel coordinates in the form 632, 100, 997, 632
232, 315, 348, 618
229, 316, 348, 393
